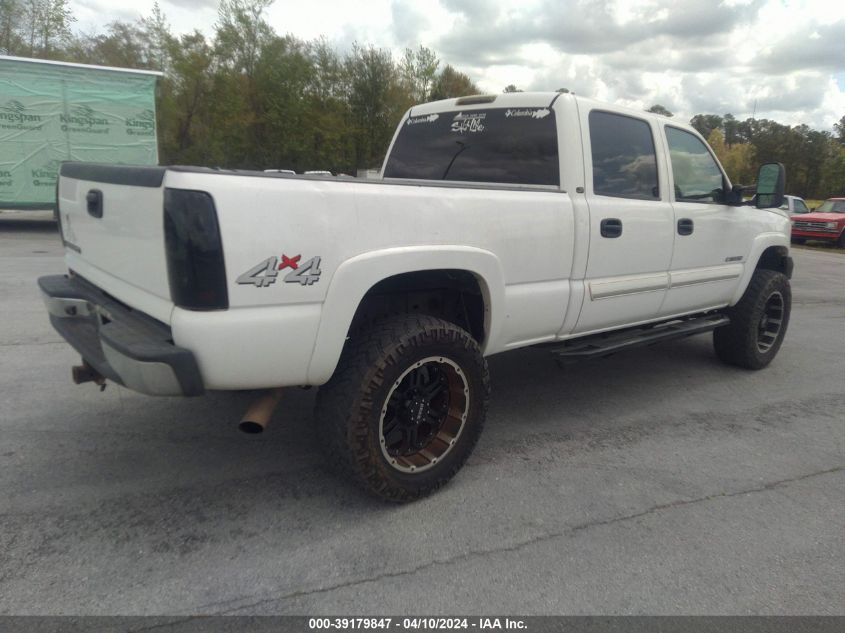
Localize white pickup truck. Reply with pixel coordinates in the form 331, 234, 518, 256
40, 92, 793, 501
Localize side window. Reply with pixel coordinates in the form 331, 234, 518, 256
588, 111, 659, 200
794, 199, 809, 213
665, 126, 725, 203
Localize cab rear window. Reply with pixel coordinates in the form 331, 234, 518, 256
383, 107, 559, 186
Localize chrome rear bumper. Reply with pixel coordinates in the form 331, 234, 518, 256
38, 274, 204, 397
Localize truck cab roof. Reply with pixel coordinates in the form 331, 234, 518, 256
409, 92, 701, 138
409, 91, 564, 116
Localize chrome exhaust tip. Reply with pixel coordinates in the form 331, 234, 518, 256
238, 388, 284, 434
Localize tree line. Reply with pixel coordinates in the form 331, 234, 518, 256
2, 0, 844, 193
699, 114, 845, 200
0, 0, 478, 173
649, 106, 845, 200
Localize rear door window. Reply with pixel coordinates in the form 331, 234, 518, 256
383, 107, 559, 186
588, 111, 659, 200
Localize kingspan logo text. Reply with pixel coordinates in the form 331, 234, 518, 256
0, 100, 42, 123
60, 105, 108, 127
126, 109, 155, 130
31, 160, 60, 180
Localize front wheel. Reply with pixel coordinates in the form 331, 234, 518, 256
315, 315, 490, 502
713, 269, 791, 369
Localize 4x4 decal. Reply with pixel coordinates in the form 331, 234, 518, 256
236, 254, 322, 287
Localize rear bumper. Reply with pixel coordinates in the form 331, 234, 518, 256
38, 274, 204, 396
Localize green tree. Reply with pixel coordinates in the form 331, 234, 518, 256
834, 115, 845, 146
707, 129, 756, 186
159, 30, 215, 164
0, 0, 24, 54
820, 143, 845, 196
429, 64, 478, 100
690, 114, 723, 139
345, 43, 397, 169
398, 45, 439, 104
211, 0, 275, 167
646, 104, 672, 117
308, 37, 344, 100
790, 125, 833, 198
723, 113, 740, 146
214, 0, 273, 76
254, 35, 318, 170
140, 2, 171, 72
301, 37, 354, 171
22, 0, 74, 56
79, 21, 152, 68
63, 3, 172, 70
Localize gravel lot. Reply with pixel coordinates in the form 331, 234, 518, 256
1, 214, 843, 615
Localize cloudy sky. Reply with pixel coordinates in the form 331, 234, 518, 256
70, 0, 845, 130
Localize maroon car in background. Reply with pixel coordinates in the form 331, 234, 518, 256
791, 197, 845, 246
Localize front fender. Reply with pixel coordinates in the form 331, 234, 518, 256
731, 233, 791, 305
306, 245, 505, 384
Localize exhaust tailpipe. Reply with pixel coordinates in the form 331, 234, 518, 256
238, 388, 284, 434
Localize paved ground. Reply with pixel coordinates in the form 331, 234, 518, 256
1, 216, 843, 615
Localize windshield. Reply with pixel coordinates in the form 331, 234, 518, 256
817, 200, 845, 213
383, 107, 559, 186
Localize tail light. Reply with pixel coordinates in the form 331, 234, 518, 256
164, 188, 229, 310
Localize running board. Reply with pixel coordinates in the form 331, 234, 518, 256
551, 314, 730, 362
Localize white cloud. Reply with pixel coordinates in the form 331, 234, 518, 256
265, 0, 393, 44
70, 0, 217, 37
69, 0, 845, 131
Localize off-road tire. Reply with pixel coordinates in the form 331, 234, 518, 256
713, 269, 791, 369
315, 314, 490, 502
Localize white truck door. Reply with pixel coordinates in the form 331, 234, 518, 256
659, 125, 750, 316
573, 108, 674, 333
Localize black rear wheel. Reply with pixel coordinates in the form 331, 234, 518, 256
315, 315, 489, 502
379, 355, 470, 473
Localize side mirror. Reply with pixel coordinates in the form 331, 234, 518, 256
755, 162, 785, 209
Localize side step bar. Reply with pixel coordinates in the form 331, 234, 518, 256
550, 314, 730, 362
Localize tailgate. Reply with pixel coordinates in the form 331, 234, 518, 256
57, 163, 174, 324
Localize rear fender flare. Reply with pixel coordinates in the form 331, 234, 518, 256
306, 246, 504, 384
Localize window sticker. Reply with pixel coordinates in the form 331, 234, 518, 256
451, 112, 486, 134
505, 108, 551, 119
406, 114, 439, 126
